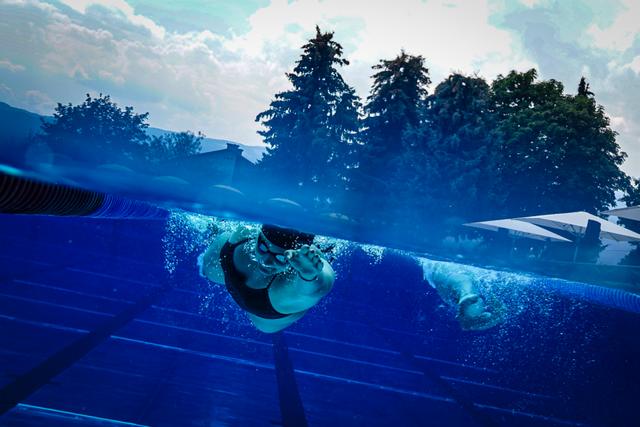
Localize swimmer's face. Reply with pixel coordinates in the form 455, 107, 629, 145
254, 232, 289, 274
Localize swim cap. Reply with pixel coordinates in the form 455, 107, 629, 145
261, 224, 314, 249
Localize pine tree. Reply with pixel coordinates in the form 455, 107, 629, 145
353, 51, 430, 222
577, 76, 593, 97
409, 73, 496, 222
255, 27, 360, 204
360, 51, 430, 174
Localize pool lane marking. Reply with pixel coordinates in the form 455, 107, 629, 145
14, 403, 150, 427
440, 376, 555, 400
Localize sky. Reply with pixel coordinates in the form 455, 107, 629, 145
1, 0, 640, 174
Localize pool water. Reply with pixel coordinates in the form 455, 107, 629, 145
1, 204, 639, 426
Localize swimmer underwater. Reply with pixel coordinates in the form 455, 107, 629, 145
199, 224, 335, 333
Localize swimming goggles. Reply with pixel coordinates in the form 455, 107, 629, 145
257, 232, 288, 264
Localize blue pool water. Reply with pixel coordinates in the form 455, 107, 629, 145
1, 204, 639, 427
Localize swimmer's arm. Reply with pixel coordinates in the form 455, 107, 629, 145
429, 263, 475, 304
201, 225, 255, 282
248, 311, 307, 334
228, 225, 254, 244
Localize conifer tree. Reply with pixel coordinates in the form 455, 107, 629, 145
360, 51, 430, 174
403, 73, 495, 222
353, 51, 430, 221
577, 76, 593, 97
255, 27, 360, 203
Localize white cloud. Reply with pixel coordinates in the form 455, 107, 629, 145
0, 59, 25, 72
518, 0, 546, 8
621, 56, 640, 74
25, 89, 54, 114
59, 0, 165, 38
594, 50, 640, 176
609, 115, 629, 133
587, 0, 640, 52
0, 83, 15, 101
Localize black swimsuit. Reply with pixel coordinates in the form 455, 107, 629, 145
219, 238, 289, 319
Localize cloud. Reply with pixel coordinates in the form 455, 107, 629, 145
24, 89, 55, 114
59, 0, 165, 38
0, 0, 274, 144
518, 0, 546, 8
600, 64, 640, 176
0, 59, 25, 72
586, 0, 640, 52
621, 56, 640, 74
0, 83, 16, 101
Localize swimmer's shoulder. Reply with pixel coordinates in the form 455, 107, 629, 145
201, 231, 231, 282
201, 226, 254, 282
228, 225, 254, 244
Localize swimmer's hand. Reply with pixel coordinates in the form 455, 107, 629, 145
285, 245, 324, 282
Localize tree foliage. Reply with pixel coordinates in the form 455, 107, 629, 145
362, 51, 431, 164
491, 70, 627, 217
403, 73, 496, 222
255, 26, 360, 202
40, 93, 149, 164
354, 51, 430, 220
148, 131, 204, 162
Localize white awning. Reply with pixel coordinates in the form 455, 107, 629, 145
517, 211, 640, 242
601, 205, 640, 222
464, 218, 572, 242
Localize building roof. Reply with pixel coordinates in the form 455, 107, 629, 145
464, 218, 572, 242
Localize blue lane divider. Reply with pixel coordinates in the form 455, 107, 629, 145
90, 194, 166, 219
0, 171, 166, 219
540, 278, 640, 313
